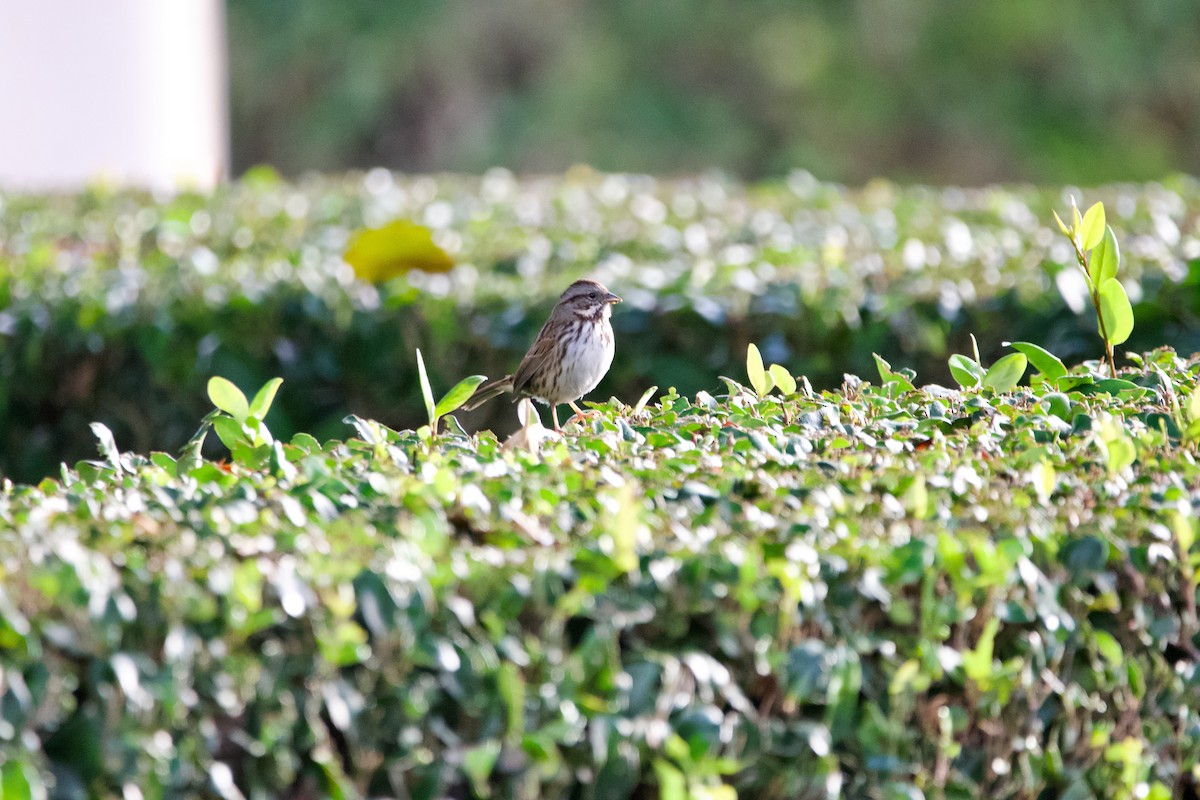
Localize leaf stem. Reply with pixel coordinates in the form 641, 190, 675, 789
1069, 237, 1118, 378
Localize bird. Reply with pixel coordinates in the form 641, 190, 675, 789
465, 278, 622, 432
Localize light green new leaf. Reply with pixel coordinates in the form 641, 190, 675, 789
1006, 342, 1066, 380
962, 617, 1000, 686
434, 375, 487, 417
415, 349, 436, 424
208, 376, 249, 422
1079, 201, 1106, 251
249, 377, 284, 420
1098, 278, 1134, 345
769, 364, 797, 396
948, 354, 984, 389
1052, 209, 1071, 237
1, 760, 33, 800
1189, 383, 1200, 422
746, 343, 773, 397
653, 760, 687, 800
983, 353, 1027, 392
1089, 226, 1120, 286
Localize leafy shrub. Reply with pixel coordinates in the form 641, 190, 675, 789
0, 172, 1198, 484
2, 348, 1200, 798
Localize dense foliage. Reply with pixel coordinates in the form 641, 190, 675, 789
2, 171, 1199, 482
3, 346, 1200, 798
226, 1, 1200, 184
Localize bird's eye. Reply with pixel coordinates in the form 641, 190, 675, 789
588, 292, 597, 299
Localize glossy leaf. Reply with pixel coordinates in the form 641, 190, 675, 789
1006, 342, 1066, 380
1098, 278, 1134, 345
948, 354, 984, 389
982, 353, 1027, 392
434, 375, 487, 417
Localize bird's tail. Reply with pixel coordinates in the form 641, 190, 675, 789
463, 375, 514, 410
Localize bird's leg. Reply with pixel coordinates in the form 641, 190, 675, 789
551, 404, 562, 433
565, 400, 601, 426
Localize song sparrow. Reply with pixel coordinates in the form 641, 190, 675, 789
465, 279, 622, 431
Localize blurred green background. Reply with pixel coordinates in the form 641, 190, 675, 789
228, 0, 1200, 183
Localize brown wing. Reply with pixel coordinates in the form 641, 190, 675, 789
510, 322, 559, 398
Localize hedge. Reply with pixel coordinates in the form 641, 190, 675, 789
1, 346, 1200, 798
1, 171, 1199, 481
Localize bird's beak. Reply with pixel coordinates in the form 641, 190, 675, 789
605, 291, 622, 305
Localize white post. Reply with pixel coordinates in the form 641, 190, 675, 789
0, 0, 228, 191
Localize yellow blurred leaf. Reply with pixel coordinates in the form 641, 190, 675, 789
344, 220, 454, 283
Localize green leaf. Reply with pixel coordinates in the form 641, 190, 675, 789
213, 415, 248, 451
249, 377, 284, 420
434, 375, 487, 418
462, 740, 502, 799
769, 364, 797, 396
1052, 208, 1071, 237
89, 422, 123, 474
1189, 384, 1200, 422
1093, 630, 1123, 668
632, 385, 659, 414
982, 353, 1027, 392
208, 376, 250, 423
653, 759, 687, 800
746, 343, 772, 398
1007, 342, 1066, 380
1079, 201, 1106, 252
873, 353, 914, 391
1089, 225, 1120, 286
962, 617, 999, 686
1098, 278, 1134, 345
948, 354, 984, 389
415, 349, 436, 424
1, 760, 33, 800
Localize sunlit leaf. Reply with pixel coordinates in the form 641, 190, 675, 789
1006, 342, 1066, 380
1089, 225, 1120, 286
1098, 278, 1134, 345
874, 353, 915, 391
416, 349, 436, 425
434, 375, 487, 418
212, 415, 247, 451
1052, 208, 1071, 236
948, 354, 984, 389
343, 219, 454, 283
769, 364, 797, 396
208, 376, 250, 423
982, 353, 1027, 392
1079, 201, 1106, 252
1, 760, 33, 800
746, 343, 772, 398
249, 377, 284, 420
89, 422, 123, 474
653, 759, 687, 800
